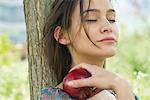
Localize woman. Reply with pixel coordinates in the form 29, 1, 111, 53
40, 0, 138, 99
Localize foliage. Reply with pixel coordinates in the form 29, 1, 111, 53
0, 60, 29, 100
0, 34, 22, 66
0, 34, 12, 65
107, 32, 150, 100
0, 34, 29, 100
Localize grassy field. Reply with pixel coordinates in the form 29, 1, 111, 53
0, 33, 150, 99
0, 35, 29, 100
107, 33, 150, 99
0, 60, 29, 100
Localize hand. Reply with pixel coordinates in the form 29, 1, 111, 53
67, 63, 135, 100
87, 90, 117, 100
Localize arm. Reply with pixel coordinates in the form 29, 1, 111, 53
87, 90, 117, 100
67, 63, 136, 100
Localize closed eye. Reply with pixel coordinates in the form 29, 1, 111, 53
85, 19, 97, 22
108, 19, 116, 23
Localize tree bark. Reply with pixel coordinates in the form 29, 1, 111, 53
23, 0, 55, 100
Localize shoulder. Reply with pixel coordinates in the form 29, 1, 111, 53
40, 86, 73, 100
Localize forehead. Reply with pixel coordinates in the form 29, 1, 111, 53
70, 0, 114, 31
72, 0, 113, 16
83, 0, 113, 11
71, 0, 113, 19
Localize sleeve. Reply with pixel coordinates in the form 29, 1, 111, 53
40, 86, 74, 100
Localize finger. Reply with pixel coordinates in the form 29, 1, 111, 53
67, 76, 112, 90
66, 77, 95, 88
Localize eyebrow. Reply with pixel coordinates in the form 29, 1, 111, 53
82, 8, 116, 14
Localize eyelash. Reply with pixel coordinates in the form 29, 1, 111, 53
85, 19, 116, 23
86, 19, 97, 22
108, 19, 116, 23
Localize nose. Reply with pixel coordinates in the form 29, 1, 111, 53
100, 21, 113, 34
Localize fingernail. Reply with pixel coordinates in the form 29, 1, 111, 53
67, 81, 75, 86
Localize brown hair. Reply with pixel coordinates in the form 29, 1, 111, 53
43, 0, 84, 85
43, 0, 105, 85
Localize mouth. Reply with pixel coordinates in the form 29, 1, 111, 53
97, 37, 117, 43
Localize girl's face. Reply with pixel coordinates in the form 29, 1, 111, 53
68, 0, 119, 60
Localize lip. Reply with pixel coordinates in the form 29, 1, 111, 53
97, 37, 117, 43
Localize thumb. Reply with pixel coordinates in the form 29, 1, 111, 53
67, 77, 107, 89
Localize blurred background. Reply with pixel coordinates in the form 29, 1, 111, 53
0, 0, 149, 100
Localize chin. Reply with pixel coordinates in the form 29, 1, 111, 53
97, 49, 117, 58
106, 53, 116, 57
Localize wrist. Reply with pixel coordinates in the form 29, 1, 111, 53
112, 77, 135, 100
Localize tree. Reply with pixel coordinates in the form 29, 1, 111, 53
23, 0, 55, 100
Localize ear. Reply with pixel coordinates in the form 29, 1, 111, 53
54, 26, 70, 45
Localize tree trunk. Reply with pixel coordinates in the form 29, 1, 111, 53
23, 0, 55, 100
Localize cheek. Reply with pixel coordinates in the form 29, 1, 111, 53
72, 28, 90, 45
68, 25, 81, 42
70, 28, 95, 52
113, 25, 119, 39
83, 25, 97, 41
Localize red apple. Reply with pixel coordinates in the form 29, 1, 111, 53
63, 68, 93, 100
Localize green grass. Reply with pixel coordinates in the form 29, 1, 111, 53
0, 60, 29, 100
0, 34, 29, 100
107, 33, 150, 99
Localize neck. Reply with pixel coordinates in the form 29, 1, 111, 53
71, 53, 105, 68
